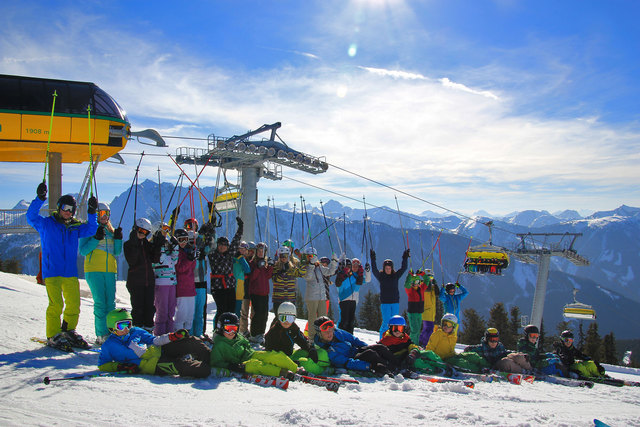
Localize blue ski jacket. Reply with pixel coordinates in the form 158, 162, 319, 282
439, 284, 469, 320
314, 327, 370, 371
27, 197, 97, 279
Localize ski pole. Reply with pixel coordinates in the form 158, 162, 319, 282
117, 152, 144, 228
43, 370, 131, 385
157, 166, 163, 221
298, 219, 339, 251
255, 202, 262, 242
343, 212, 347, 257
395, 195, 406, 250
272, 196, 280, 248
302, 196, 314, 251
43, 90, 57, 182
289, 202, 296, 240
87, 105, 94, 197
320, 200, 334, 253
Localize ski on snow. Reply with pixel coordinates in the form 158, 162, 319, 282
31, 337, 98, 354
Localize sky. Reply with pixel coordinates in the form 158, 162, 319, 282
1, 0, 639, 217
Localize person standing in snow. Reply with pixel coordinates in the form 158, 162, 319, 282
419, 271, 440, 346
79, 202, 123, 345
27, 182, 98, 349
271, 245, 307, 317
439, 282, 469, 326
334, 258, 364, 334
247, 242, 273, 344
124, 218, 163, 332
370, 248, 409, 339
173, 228, 197, 331
302, 248, 338, 341
151, 221, 178, 336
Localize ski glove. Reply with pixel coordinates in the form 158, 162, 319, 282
169, 329, 189, 341
113, 227, 123, 240
369, 249, 376, 261
127, 341, 147, 357
230, 363, 245, 373
87, 196, 98, 215
153, 230, 166, 246
117, 363, 140, 374
402, 249, 410, 259
236, 216, 243, 227
308, 347, 319, 363
94, 226, 105, 240
37, 182, 47, 201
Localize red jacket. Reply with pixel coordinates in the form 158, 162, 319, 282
248, 259, 273, 296
175, 248, 196, 297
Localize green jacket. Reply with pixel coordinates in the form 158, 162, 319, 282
210, 333, 255, 368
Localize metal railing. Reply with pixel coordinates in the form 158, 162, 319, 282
0, 209, 50, 234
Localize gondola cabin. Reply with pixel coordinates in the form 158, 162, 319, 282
464, 244, 509, 275
0, 74, 130, 163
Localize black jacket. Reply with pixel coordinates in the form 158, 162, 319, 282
264, 321, 312, 356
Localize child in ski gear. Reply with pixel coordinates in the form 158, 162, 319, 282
439, 282, 468, 324
371, 249, 409, 339
553, 330, 606, 378
174, 228, 197, 331
210, 312, 300, 378
124, 218, 163, 331
247, 242, 273, 343
151, 221, 178, 335
404, 270, 427, 345
465, 328, 532, 374
208, 216, 244, 328
313, 316, 397, 375
425, 313, 458, 360
271, 245, 306, 316
419, 271, 439, 346
191, 220, 213, 337
233, 241, 251, 320
264, 302, 323, 374
27, 183, 98, 349
238, 241, 256, 336
302, 248, 338, 341
79, 201, 122, 344
334, 257, 364, 334
99, 308, 210, 378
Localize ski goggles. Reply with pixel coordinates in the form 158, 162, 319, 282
59, 204, 74, 213
442, 321, 455, 329
562, 337, 574, 343
177, 236, 190, 243
222, 324, 238, 333
279, 314, 296, 323
115, 320, 132, 331
161, 224, 171, 233
528, 333, 540, 339
318, 319, 335, 332
487, 337, 499, 343
98, 209, 110, 218
390, 325, 405, 333
137, 228, 150, 236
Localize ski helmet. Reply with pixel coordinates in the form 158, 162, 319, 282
256, 242, 268, 251
57, 194, 77, 215
277, 301, 297, 317
217, 236, 230, 246
239, 241, 249, 250
283, 239, 295, 249
97, 202, 110, 213
319, 256, 330, 264
303, 247, 317, 256
445, 283, 456, 293
485, 327, 499, 341
351, 258, 361, 265
441, 313, 458, 327
278, 246, 291, 256
344, 258, 352, 267
217, 312, 240, 332
174, 228, 189, 239
184, 217, 199, 232
560, 330, 574, 340
382, 259, 393, 269
524, 324, 539, 336
388, 315, 406, 328
247, 241, 257, 250
152, 221, 169, 234
135, 217, 152, 233
313, 315, 334, 334
106, 308, 132, 330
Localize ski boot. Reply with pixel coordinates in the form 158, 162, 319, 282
64, 330, 91, 349
47, 333, 74, 352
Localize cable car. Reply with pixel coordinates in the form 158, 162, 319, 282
563, 289, 596, 320
0, 74, 130, 163
464, 244, 510, 275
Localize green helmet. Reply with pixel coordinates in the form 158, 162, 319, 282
283, 239, 295, 249
106, 308, 132, 330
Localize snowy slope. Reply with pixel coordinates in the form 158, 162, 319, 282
0, 272, 639, 426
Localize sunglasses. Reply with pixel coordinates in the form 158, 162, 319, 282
279, 314, 296, 323
98, 209, 110, 218
115, 320, 132, 331
223, 324, 238, 333
319, 320, 335, 332
60, 204, 74, 213
137, 228, 150, 236
390, 325, 405, 333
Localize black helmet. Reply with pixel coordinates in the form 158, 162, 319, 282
445, 283, 456, 292
524, 324, 539, 336
313, 315, 333, 334
382, 259, 393, 268
216, 312, 239, 332
57, 194, 77, 215
174, 228, 189, 239
560, 330, 574, 340
217, 236, 230, 246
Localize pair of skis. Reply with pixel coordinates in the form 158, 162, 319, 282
212, 368, 346, 392
31, 337, 99, 354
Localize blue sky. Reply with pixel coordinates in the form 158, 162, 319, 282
1, 0, 639, 217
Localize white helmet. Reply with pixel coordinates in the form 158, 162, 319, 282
278, 246, 291, 256
441, 313, 458, 326
303, 247, 317, 255
152, 220, 168, 234
135, 217, 152, 232
277, 301, 297, 317
97, 202, 110, 212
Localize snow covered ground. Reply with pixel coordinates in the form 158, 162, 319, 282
0, 271, 639, 427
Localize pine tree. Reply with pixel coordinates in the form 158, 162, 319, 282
556, 320, 571, 336
539, 319, 550, 352
578, 323, 586, 349
489, 302, 513, 349
509, 305, 521, 345
295, 292, 308, 320
358, 291, 381, 332
603, 332, 618, 365
583, 323, 604, 362
458, 308, 486, 346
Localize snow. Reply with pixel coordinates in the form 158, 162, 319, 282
1, 271, 640, 426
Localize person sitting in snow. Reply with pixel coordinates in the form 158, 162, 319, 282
516, 324, 562, 375
264, 302, 327, 374
313, 316, 398, 376
464, 327, 532, 374
209, 312, 302, 379
379, 315, 449, 375
553, 330, 606, 379
425, 313, 459, 361
98, 308, 210, 378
